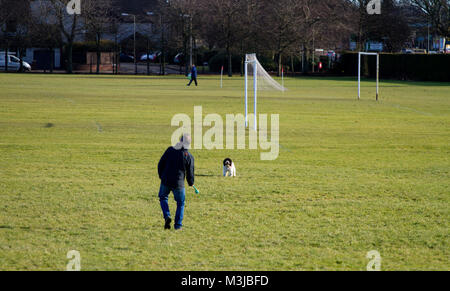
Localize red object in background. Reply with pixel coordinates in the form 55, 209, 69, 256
319, 62, 323, 70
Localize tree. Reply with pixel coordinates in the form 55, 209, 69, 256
83, 0, 115, 74
30, 0, 63, 73
352, 0, 372, 51
46, 0, 83, 73
365, 0, 411, 52
164, 0, 201, 75
200, 0, 246, 77
263, 0, 349, 75
410, 0, 449, 37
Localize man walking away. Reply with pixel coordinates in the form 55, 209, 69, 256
158, 134, 195, 230
187, 65, 198, 86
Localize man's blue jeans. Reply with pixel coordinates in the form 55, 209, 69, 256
159, 184, 185, 229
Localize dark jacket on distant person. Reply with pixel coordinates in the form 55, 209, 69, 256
158, 146, 195, 189
191, 66, 198, 78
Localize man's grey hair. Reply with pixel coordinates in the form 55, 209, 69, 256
175, 133, 191, 150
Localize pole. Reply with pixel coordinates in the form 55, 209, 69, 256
114, 31, 117, 75
245, 61, 248, 128
427, 20, 430, 53
376, 53, 379, 101
358, 52, 361, 100
147, 38, 150, 75
189, 16, 193, 67
221, 65, 224, 88
134, 15, 137, 75
253, 60, 257, 131
161, 14, 165, 76
312, 27, 315, 73
281, 66, 284, 91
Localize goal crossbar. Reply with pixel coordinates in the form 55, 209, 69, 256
358, 52, 380, 101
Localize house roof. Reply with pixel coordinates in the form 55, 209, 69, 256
114, 0, 159, 15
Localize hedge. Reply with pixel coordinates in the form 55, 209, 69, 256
339, 53, 450, 82
208, 52, 242, 73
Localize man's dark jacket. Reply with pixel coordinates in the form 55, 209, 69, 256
191, 66, 197, 78
158, 146, 195, 189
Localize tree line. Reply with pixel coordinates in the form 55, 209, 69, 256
0, 0, 448, 74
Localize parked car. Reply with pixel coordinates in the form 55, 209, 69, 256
0, 55, 31, 72
412, 48, 427, 54
174, 53, 184, 64
401, 48, 413, 54
140, 52, 161, 62
119, 53, 134, 63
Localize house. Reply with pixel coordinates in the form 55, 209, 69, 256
2, 0, 161, 70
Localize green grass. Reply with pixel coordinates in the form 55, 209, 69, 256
0, 73, 448, 271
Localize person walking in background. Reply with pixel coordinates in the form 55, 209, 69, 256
187, 65, 198, 86
158, 134, 195, 231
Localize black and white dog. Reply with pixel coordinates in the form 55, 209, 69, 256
223, 158, 236, 177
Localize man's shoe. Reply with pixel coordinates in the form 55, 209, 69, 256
164, 218, 172, 230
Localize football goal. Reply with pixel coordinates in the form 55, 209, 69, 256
358, 52, 380, 101
245, 53, 287, 131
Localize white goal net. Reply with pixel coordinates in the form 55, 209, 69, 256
245, 53, 286, 130
245, 53, 287, 92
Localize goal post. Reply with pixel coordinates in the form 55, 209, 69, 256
358, 52, 380, 101
244, 53, 287, 131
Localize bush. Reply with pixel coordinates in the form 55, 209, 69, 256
339, 53, 450, 81
195, 48, 218, 66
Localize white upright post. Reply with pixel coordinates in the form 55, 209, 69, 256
358, 52, 380, 101
376, 54, 379, 101
358, 52, 361, 100
253, 61, 257, 131
221, 66, 224, 88
245, 62, 248, 128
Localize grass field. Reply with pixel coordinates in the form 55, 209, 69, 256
0, 73, 448, 271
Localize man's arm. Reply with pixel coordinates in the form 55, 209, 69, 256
185, 154, 195, 187
158, 148, 169, 179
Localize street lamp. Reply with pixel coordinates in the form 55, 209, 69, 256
146, 12, 155, 75
122, 13, 137, 74
427, 19, 431, 54
148, 11, 166, 75
182, 14, 193, 71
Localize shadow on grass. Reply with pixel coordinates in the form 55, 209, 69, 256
196, 174, 217, 177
